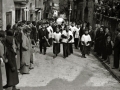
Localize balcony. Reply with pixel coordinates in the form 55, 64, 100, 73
14, 0, 29, 5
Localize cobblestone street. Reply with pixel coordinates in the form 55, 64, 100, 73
2, 46, 120, 90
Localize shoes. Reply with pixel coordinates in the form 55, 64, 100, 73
44, 52, 46, 55
13, 89, 20, 90
63, 56, 66, 58
75, 47, 78, 49
87, 53, 90, 56
29, 67, 34, 70
12, 87, 20, 90
81, 56, 86, 58
3, 85, 8, 89
112, 67, 117, 69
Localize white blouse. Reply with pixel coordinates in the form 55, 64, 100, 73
53, 32, 61, 43
61, 30, 68, 43
47, 26, 53, 38
81, 34, 91, 46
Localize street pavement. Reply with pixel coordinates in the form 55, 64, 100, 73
2, 45, 120, 90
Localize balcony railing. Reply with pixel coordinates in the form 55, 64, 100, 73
14, 0, 29, 4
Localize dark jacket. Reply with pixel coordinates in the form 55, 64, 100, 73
30, 26, 38, 42
106, 41, 113, 55
5, 36, 19, 86
113, 34, 120, 51
38, 28, 49, 47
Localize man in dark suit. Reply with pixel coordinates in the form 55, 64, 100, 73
38, 24, 49, 55
31, 21, 38, 44
113, 28, 120, 69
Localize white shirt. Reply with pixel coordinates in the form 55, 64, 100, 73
47, 26, 53, 38
81, 34, 91, 46
75, 27, 80, 38
70, 26, 77, 33
67, 30, 74, 43
53, 32, 61, 43
61, 30, 68, 43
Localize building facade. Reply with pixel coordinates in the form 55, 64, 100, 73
59, 0, 94, 25
0, 0, 44, 30
15, 0, 44, 22
35, 0, 44, 21
0, 0, 15, 30
71, 0, 94, 25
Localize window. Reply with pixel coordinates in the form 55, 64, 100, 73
30, 3, 32, 9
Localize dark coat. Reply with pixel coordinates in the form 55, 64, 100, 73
79, 27, 85, 39
5, 36, 19, 87
14, 31, 22, 62
96, 31, 104, 54
113, 34, 120, 51
30, 26, 38, 42
113, 34, 120, 68
38, 28, 49, 47
106, 41, 113, 55
14, 31, 22, 69
89, 30, 94, 41
0, 41, 4, 90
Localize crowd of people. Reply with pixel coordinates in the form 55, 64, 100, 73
0, 19, 120, 90
95, 0, 120, 18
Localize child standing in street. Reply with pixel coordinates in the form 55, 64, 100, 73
53, 26, 61, 57
81, 29, 91, 58
104, 36, 114, 64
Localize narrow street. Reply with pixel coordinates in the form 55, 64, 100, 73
2, 46, 120, 90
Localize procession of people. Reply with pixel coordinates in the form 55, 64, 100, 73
0, 18, 120, 90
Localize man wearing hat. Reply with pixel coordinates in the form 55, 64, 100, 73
38, 23, 49, 55
113, 28, 120, 69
